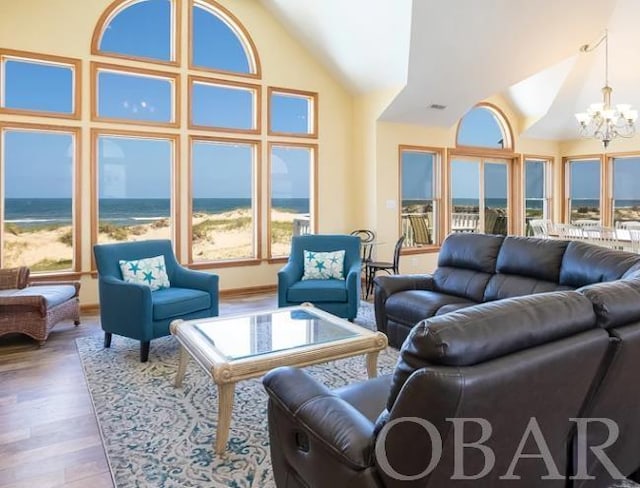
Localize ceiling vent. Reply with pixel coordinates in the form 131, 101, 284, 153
429, 103, 446, 110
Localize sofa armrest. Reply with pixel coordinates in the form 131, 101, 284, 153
345, 261, 361, 297
0, 294, 47, 316
0, 267, 29, 290
374, 274, 435, 335
170, 266, 219, 315
278, 261, 303, 306
98, 276, 153, 338
263, 366, 377, 470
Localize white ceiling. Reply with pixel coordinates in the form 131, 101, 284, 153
260, 0, 640, 141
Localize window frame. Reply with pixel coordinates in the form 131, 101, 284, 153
397, 144, 443, 253
188, 75, 261, 134
522, 155, 553, 234
189, 0, 261, 78
90, 128, 180, 269
187, 135, 262, 268
0, 49, 81, 120
562, 155, 605, 225
91, 61, 180, 128
447, 151, 516, 235
0, 122, 82, 274
455, 102, 514, 152
267, 86, 318, 139
91, 0, 181, 67
267, 141, 318, 262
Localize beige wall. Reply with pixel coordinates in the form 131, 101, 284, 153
0, 0, 353, 304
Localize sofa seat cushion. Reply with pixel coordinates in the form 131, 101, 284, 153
152, 287, 211, 320
11, 285, 77, 308
385, 290, 476, 327
287, 279, 347, 303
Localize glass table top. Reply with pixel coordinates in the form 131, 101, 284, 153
193, 308, 360, 360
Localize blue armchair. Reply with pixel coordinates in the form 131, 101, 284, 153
93, 239, 219, 362
278, 234, 361, 320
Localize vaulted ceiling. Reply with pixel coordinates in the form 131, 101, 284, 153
260, 0, 640, 141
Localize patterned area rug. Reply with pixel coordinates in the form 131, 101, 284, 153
77, 302, 400, 488
78, 302, 640, 488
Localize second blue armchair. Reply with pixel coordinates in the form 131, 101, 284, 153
93, 239, 219, 362
278, 234, 361, 320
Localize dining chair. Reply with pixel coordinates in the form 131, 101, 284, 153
365, 235, 405, 299
350, 229, 376, 295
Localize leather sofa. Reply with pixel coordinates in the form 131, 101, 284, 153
374, 233, 640, 348
263, 281, 640, 487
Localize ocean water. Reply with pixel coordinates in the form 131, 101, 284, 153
5, 198, 310, 228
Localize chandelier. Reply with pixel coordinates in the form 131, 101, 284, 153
574, 30, 637, 148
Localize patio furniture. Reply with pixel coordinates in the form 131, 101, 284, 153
365, 235, 404, 299
93, 239, 219, 362
0, 266, 80, 344
406, 214, 432, 245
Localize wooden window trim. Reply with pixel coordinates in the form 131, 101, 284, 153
91, 0, 182, 67
398, 144, 444, 250
189, 0, 262, 79
0, 49, 82, 120
0, 122, 82, 273
187, 135, 261, 265
90, 128, 180, 270
91, 61, 180, 128
267, 86, 318, 139
267, 141, 318, 259
187, 75, 261, 134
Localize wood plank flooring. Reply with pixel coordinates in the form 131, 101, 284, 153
0, 293, 277, 488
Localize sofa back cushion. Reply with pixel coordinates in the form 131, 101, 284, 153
437, 233, 504, 273
579, 278, 640, 329
433, 267, 492, 302
496, 236, 568, 282
387, 291, 596, 410
433, 233, 504, 301
559, 240, 640, 287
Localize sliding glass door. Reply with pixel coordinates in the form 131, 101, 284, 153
450, 157, 510, 234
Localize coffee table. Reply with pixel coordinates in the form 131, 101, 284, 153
169, 303, 388, 454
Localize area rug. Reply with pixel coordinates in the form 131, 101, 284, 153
77, 302, 399, 488
78, 302, 640, 488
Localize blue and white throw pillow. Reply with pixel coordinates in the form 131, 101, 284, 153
302, 250, 345, 280
119, 255, 170, 291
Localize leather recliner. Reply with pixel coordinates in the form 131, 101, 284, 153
263, 291, 615, 487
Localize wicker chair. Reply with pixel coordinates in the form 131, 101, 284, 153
0, 267, 80, 345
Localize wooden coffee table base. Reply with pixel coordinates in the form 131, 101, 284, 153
170, 305, 388, 454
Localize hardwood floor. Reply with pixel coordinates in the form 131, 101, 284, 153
0, 293, 277, 488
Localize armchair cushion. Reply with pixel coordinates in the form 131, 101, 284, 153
302, 250, 345, 280
287, 280, 347, 303
119, 255, 170, 291
152, 287, 212, 321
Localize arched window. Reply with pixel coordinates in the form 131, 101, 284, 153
86, 0, 315, 268
191, 0, 259, 75
94, 0, 176, 63
456, 104, 512, 150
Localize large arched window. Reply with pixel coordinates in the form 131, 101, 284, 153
87, 0, 315, 268
456, 104, 512, 150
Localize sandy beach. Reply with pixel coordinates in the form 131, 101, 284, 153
4, 208, 301, 271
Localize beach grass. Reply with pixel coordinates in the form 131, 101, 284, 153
192, 216, 251, 241
31, 258, 72, 272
